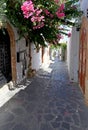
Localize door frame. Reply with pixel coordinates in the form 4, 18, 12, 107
6, 22, 17, 82
79, 17, 88, 94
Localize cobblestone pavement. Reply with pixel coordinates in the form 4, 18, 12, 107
0, 58, 88, 130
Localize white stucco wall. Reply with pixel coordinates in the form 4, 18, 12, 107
67, 27, 79, 82
43, 46, 50, 64
59, 47, 62, 61
31, 44, 42, 70
31, 44, 50, 70
80, 0, 88, 16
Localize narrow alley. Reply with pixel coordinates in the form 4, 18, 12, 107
0, 58, 88, 130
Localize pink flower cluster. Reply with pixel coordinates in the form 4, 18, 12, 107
21, 0, 45, 29
21, 0, 34, 18
44, 9, 50, 16
33, 22, 44, 30
44, 9, 54, 18
56, 4, 65, 18
56, 34, 63, 40
68, 32, 71, 37
31, 9, 44, 22
54, 0, 59, 4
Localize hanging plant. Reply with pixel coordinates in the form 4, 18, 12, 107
4, 0, 82, 47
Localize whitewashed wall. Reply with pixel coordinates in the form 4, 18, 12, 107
13, 27, 29, 83
12, 26, 50, 82
67, 27, 79, 82
80, 0, 88, 16
43, 46, 50, 64
31, 44, 42, 70
31, 44, 50, 70
59, 47, 62, 61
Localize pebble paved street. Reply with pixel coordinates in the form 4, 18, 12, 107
0, 58, 88, 130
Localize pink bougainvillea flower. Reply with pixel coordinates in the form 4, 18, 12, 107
50, 14, 54, 18
38, 22, 44, 28
59, 4, 65, 11
44, 9, 50, 15
21, 0, 45, 29
31, 16, 44, 22
54, 0, 59, 4
57, 4, 65, 13
31, 16, 37, 22
33, 26, 37, 30
21, 1, 34, 12
56, 4, 65, 19
68, 32, 71, 37
24, 12, 34, 18
35, 9, 43, 16
33, 22, 44, 30
56, 34, 63, 40
37, 16, 45, 22
21, 0, 35, 18
56, 12, 65, 18
30, 7, 45, 27
56, 33, 64, 40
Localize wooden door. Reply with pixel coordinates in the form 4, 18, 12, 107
79, 28, 87, 93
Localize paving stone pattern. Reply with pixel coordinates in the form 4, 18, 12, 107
0, 58, 88, 130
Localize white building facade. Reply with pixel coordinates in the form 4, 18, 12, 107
67, 27, 79, 82
0, 21, 51, 89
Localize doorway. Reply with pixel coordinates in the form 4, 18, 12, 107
0, 28, 12, 86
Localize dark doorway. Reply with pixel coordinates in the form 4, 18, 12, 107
0, 28, 12, 86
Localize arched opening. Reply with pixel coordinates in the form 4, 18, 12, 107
6, 23, 17, 83
0, 28, 12, 86
0, 22, 17, 87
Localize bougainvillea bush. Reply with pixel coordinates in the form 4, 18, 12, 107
4, 0, 81, 47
